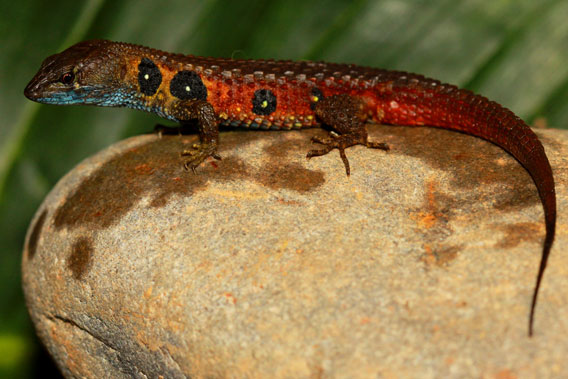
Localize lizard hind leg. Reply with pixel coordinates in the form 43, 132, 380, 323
309, 94, 389, 175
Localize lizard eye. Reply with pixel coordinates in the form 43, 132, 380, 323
60, 72, 75, 85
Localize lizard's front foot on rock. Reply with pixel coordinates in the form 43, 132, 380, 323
181, 143, 221, 172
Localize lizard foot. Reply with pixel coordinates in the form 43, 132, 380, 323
306, 134, 389, 176
181, 143, 221, 172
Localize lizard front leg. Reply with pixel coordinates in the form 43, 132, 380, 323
169, 99, 221, 172
309, 94, 389, 175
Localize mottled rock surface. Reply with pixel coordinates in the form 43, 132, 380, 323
23, 125, 567, 378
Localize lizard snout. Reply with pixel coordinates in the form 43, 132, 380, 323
24, 77, 42, 100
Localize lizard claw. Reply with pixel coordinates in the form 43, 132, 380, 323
181, 143, 221, 172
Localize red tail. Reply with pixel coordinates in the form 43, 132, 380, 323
375, 78, 556, 335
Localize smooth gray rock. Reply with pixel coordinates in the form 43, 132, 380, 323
23, 125, 567, 378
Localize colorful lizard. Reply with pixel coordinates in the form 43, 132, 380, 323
24, 40, 556, 335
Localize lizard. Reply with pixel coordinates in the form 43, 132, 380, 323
24, 39, 556, 336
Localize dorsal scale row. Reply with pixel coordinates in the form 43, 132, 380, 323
130, 53, 333, 129
110, 40, 431, 130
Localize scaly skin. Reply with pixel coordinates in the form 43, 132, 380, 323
24, 40, 556, 335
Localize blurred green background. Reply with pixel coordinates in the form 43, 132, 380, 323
1, 0, 567, 376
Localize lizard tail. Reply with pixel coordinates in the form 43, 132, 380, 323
376, 81, 556, 336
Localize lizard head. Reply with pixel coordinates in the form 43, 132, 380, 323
24, 40, 132, 106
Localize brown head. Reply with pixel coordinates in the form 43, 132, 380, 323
24, 40, 133, 106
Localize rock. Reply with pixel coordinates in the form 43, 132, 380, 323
22, 125, 567, 378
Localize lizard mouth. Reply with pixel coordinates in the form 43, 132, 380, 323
23, 74, 64, 103
24, 80, 126, 106
24, 77, 43, 101
24, 75, 90, 105
24, 65, 74, 103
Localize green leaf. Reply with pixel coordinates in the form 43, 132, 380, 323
1, 0, 567, 376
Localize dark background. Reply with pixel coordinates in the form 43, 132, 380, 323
1, 0, 567, 377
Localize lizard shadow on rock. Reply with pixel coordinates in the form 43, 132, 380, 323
66, 236, 95, 280
53, 131, 325, 232
49, 125, 543, 265
368, 124, 543, 260
372, 124, 540, 213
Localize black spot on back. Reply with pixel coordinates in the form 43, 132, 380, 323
310, 87, 324, 110
28, 209, 48, 260
170, 71, 207, 101
252, 89, 277, 115
138, 57, 162, 96
68, 237, 94, 280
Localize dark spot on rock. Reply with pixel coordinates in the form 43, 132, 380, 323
170, 70, 207, 101
263, 136, 307, 158
495, 222, 541, 249
53, 131, 325, 231
493, 186, 539, 212
28, 209, 48, 260
260, 163, 325, 193
420, 245, 461, 267
406, 178, 459, 262
138, 58, 162, 96
68, 237, 94, 280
